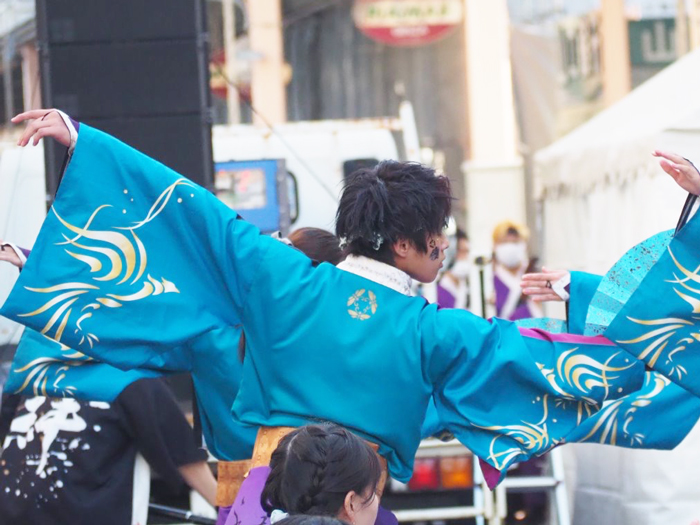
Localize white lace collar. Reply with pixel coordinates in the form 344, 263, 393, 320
337, 255, 413, 296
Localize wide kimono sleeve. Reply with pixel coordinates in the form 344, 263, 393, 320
6, 325, 255, 462
5, 328, 161, 401
605, 207, 700, 398
423, 307, 646, 488
547, 254, 700, 455
568, 271, 602, 334
0, 124, 276, 370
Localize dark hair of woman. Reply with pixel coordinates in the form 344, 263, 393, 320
277, 516, 348, 525
260, 424, 382, 518
335, 161, 452, 265
288, 227, 344, 266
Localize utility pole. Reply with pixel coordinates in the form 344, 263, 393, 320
223, 0, 240, 124
247, 0, 286, 125
600, 0, 631, 107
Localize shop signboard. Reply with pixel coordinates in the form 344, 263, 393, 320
353, 0, 463, 47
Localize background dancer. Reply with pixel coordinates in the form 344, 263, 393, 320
259, 424, 382, 525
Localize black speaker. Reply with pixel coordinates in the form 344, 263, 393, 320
36, 0, 214, 200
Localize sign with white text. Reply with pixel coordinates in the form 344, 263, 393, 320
353, 0, 463, 47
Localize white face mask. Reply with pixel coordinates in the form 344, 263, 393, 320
494, 242, 527, 269
450, 259, 471, 280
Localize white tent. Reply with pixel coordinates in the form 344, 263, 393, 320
534, 50, 700, 524
0, 143, 46, 346
535, 48, 700, 274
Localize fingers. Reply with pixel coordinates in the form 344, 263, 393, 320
15, 111, 70, 148
653, 150, 687, 165
17, 118, 57, 147
523, 290, 563, 302
521, 270, 567, 286
11, 109, 58, 124
32, 126, 59, 146
657, 156, 700, 195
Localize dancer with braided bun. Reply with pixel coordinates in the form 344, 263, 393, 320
259, 425, 381, 525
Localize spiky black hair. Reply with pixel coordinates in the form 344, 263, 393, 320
335, 161, 452, 264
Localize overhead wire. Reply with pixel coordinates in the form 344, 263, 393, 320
214, 63, 339, 202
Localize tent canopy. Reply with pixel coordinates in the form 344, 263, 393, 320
536, 48, 700, 197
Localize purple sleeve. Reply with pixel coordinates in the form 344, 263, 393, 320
20, 247, 30, 258
69, 117, 80, 133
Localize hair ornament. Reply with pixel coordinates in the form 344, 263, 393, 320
270, 510, 290, 523
371, 232, 384, 251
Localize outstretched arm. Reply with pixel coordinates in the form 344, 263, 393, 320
653, 150, 700, 195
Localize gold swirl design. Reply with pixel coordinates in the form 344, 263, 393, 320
20, 179, 191, 347
472, 396, 556, 470
577, 373, 668, 446
614, 246, 700, 377
13, 334, 92, 397
473, 419, 551, 470
537, 348, 635, 403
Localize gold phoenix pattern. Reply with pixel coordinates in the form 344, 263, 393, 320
15, 180, 195, 393
537, 347, 637, 405
617, 246, 700, 380
477, 347, 636, 470
473, 395, 557, 470
574, 372, 668, 446
13, 334, 94, 397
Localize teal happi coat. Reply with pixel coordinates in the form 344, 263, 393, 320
0, 125, 654, 485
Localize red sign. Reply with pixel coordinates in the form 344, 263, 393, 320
353, 0, 463, 47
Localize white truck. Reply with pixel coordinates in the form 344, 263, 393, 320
211, 117, 404, 232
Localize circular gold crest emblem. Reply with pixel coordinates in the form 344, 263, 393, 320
347, 289, 378, 320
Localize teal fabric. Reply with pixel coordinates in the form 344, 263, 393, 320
584, 230, 674, 336
189, 326, 258, 461
5, 325, 255, 461
514, 317, 568, 333
567, 370, 700, 449
606, 208, 700, 398
562, 233, 700, 450
6, 327, 160, 401
568, 271, 602, 335
0, 125, 647, 484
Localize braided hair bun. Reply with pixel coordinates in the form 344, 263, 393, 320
261, 424, 381, 519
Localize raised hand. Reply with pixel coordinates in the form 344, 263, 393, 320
520, 267, 570, 302
11, 109, 72, 148
653, 150, 700, 196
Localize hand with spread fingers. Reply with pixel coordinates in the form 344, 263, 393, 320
520, 267, 569, 302
653, 150, 700, 195
11, 109, 72, 148
0, 241, 23, 269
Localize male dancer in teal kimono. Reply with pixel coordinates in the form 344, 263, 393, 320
3, 110, 700, 520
